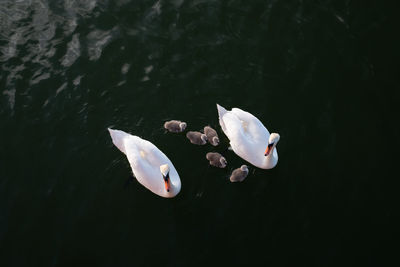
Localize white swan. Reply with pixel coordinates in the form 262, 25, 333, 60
217, 104, 280, 169
108, 128, 181, 198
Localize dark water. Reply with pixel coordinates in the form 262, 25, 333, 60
1, 1, 398, 266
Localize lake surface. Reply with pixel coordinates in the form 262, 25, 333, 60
0, 1, 398, 266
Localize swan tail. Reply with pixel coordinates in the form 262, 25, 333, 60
216, 104, 227, 117
216, 104, 228, 132
108, 128, 129, 155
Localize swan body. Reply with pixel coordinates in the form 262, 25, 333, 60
217, 104, 279, 169
108, 128, 181, 198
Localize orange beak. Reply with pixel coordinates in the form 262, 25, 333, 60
164, 179, 170, 192
163, 173, 171, 192
264, 143, 274, 156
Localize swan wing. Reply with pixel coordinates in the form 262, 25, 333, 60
219, 110, 255, 153
123, 137, 161, 191
137, 138, 179, 183
231, 108, 270, 144
108, 128, 130, 154
108, 129, 153, 170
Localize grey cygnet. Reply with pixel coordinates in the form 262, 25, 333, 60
186, 131, 207, 145
206, 152, 227, 168
164, 120, 187, 133
204, 126, 219, 146
230, 165, 249, 182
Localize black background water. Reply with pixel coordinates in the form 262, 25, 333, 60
1, 1, 398, 266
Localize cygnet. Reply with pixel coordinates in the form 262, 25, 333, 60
230, 165, 249, 182
204, 126, 219, 146
206, 152, 227, 168
186, 131, 207, 145
164, 120, 187, 133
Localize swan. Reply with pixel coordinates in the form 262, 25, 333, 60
108, 128, 181, 198
217, 104, 280, 169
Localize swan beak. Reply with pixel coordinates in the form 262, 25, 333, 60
163, 173, 171, 192
264, 143, 274, 156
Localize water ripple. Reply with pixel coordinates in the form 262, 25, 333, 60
87, 26, 119, 61
61, 33, 80, 67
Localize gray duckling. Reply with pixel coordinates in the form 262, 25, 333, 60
164, 120, 187, 133
230, 165, 249, 182
204, 126, 219, 146
206, 152, 227, 168
186, 131, 207, 145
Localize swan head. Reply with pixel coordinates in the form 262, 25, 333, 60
160, 164, 171, 192
179, 122, 187, 131
264, 133, 280, 156
240, 165, 249, 173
